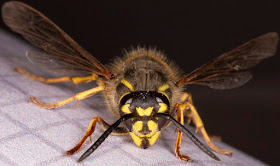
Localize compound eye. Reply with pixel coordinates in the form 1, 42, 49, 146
119, 93, 133, 106
125, 98, 133, 105
155, 92, 170, 106
156, 97, 163, 103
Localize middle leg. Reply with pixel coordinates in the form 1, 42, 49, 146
30, 79, 105, 109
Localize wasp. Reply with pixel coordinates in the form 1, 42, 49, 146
2, 1, 278, 162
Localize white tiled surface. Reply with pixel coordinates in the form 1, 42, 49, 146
0, 30, 268, 165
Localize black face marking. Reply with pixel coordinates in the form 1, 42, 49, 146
141, 138, 149, 149
140, 121, 151, 134
119, 91, 170, 132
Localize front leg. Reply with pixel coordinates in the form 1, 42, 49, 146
174, 103, 191, 161
65, 116, 129, 156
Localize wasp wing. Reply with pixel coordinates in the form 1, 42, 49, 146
2, 1, 113, 79
26, 49, 92, 76
176, 32, 278, 89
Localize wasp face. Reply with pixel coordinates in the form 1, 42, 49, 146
119, 91, 170, 149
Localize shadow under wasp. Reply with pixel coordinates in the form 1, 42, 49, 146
2, 1, 278, 162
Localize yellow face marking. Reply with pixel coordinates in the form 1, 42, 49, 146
129, 132, 142, 147
158, 84, 170, 92
158, 103, 168, 113
133, 120, 158, 138
121, 79, 134, 91
147, 120, 158, 136
133, 121, 143, 133
158, 84, 170, 101
136, 107, 153, 116
147, 120, 157, 131
121, 104, 132, 114
147, 131, 161, 147
130, 130, 161, 148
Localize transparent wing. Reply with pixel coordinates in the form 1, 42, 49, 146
176, 32, 278, 89
2, 1, 113, 79
26, 50, 90, 76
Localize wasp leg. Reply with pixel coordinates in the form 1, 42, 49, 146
65, 116, 129, 155
181, 92, 233, 156
180, 93, 193, 125
174, 93, 193, 133
65, 116, 105, 155
15, 67, 98, 84
29, 79, 105, 109
174, 103, 191, 161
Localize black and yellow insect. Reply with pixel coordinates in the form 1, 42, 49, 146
2, 1, 278, 162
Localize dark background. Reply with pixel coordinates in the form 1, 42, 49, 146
0, 0, 279, 165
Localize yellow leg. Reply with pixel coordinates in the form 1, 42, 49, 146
174, 103, 191, 161
29, 80, 105, 109
15, 67, 98, 84
179, 93, 193, 124
181, 92, 232, 156
174, 93, 193, 133
65, 116, 108, 155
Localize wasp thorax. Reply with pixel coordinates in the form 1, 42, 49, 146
119, 91, 170, 149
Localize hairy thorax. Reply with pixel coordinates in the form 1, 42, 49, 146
104, 48, 184, 124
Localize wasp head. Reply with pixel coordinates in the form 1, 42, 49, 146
119, 91, 170, 149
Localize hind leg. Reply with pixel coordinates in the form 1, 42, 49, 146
181, 92, 232, 156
